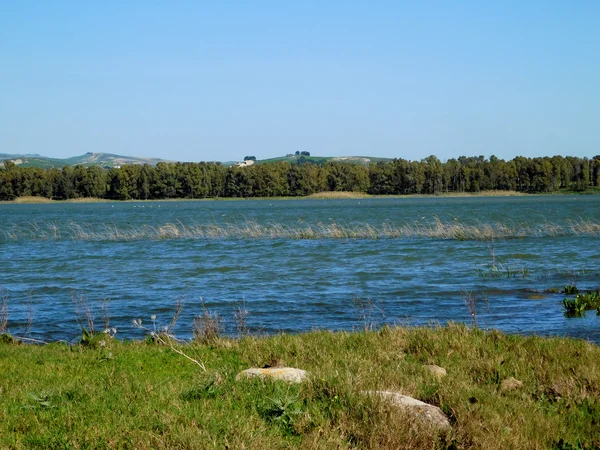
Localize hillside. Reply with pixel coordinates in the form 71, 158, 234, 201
1, 152, 393, 169
0, 152, 169, 169
256, 154, 394, 166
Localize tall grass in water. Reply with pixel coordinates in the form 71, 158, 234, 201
2, 217, 600, 242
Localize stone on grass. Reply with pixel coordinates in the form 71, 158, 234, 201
365, 390, 451, 431
500, 377, 523, 393
423, 364, 447, 379
236, 367, 309, 383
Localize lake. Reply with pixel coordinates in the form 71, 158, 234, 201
1, 196, 599, 343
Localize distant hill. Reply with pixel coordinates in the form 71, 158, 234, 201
0, 152, 170, 169
255, 154, 394, 166
0, 152, 393, 169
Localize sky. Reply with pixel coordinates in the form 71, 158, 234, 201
1, 1, 599, 163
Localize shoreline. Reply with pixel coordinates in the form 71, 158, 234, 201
4, 189, 596, 205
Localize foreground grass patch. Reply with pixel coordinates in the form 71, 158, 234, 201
0, 325, 598, 449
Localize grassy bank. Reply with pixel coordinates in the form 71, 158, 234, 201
6, 188, 600, 204
1, 324, 598, 449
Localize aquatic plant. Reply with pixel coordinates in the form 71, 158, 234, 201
577, 290, 600, 310
562, 290, 600, 318
563, 297, 587, 317
562, 285, 579, 295
475, 263, 530, 279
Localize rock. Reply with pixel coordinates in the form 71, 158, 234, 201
423, 364, 447, 379
500, 377, 523, 392
236, 367, 309, 383
364, 390, 451, 430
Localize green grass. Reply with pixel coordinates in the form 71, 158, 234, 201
0, 324, 598, 449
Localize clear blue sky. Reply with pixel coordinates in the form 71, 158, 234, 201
1, 1, 598, 162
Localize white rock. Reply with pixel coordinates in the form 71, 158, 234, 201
500, 377, 523, 392
236, 367, 309, 383
423, 364, 447, 379
364, 390, 451, 430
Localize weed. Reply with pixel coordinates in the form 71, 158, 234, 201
0, 333, 17, 344
352, 295, 385, 331
24, 391, 56, 410
563, 297, 587, 317
133, 302, 208, 372
0, 288, 8, 335
181, 374, 222, 400
562, 291, 600, 317
256, 386, 304, 436
193, 300, 221, 344
72, 294, 96, 335
233, 299, 250, 337
462, 291, 479, 328
563, 285, 579, 295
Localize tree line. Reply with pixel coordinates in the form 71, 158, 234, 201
1, 155, 599, 201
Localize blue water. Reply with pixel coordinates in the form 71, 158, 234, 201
1, 196, 599, 343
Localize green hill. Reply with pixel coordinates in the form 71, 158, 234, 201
256, 154, 393, 166
1, 152, 393, 169
0, 152, 169, 169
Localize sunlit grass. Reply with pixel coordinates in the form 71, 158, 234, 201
0, 324, 598, 449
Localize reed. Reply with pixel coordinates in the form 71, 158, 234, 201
2, 217, 600, 242
306, 191, 372, 199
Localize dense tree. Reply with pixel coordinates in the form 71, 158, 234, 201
1, 154, 599, 201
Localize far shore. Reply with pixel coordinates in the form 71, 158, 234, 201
2, 188, 599, 205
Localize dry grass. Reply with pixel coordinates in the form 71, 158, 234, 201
306, 191, 372, 199
433, 190, 528, 197
3, 217, 600, 242
1, 196, 109, 204
65, 197, 109, 203
10, 196, 54, 204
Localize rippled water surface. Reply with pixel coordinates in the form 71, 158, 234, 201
1, 196, 599, 343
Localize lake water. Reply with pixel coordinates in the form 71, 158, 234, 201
1, 196, 599, 343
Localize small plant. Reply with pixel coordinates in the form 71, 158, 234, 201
233, 299, 249, 337
256, 388, 304, 436
133, 300, 207, 372
352, 295, 384, 331
25, 391, 57, 410
562, 290, 600, 317
0, 333, 17, 344
72, 294, 116, 346
193, 300, 221, 344
562, 285, 579, 295
0, 288, 9, 335
579, 290, 600, 310
462, 291, 478, 328
563, 297, 587, 317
